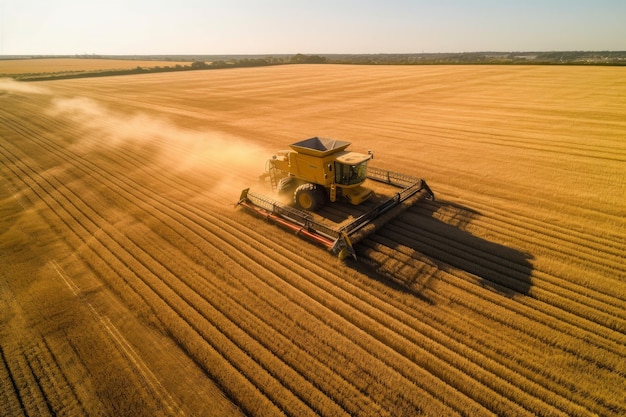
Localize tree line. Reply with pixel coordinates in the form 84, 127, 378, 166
15, 51, 624, 81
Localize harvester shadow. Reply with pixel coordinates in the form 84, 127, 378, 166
350, 257, 440, 305
352, 198, 534, 299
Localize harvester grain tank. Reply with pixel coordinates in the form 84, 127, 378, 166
237, 137, 434, 260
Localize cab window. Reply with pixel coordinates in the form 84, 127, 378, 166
335, 161, 367, 185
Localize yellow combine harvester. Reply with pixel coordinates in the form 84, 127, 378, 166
237, 137, 434, 259
260, 137, 374, 210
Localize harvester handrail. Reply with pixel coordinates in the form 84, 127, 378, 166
367, 166, 421, 188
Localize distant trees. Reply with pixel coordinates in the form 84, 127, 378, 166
290, 53, 327, 64
208, 58, 274, 68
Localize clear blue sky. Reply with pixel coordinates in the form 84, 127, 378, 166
2, 0, 625, 55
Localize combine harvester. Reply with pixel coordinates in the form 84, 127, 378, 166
237, 137, 434, 260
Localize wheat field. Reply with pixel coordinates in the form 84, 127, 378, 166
0, 58, 191, 77
1, 64, 624, 416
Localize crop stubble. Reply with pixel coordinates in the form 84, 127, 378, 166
1, 64, 625, 416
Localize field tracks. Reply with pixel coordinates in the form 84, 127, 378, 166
50, 259, 185, 416
4, 182, 27, 210
51, 259, 79, 296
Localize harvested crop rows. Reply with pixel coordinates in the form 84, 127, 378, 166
1, 65, 625, 416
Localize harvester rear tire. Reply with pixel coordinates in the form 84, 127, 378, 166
294, 183, 325, 211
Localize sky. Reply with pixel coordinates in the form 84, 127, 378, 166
1, 0, 625, 55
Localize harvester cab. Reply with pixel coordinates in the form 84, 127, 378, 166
239, 136, 434, 260
261, 137, 374, 210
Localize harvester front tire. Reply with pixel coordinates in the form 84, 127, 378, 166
294, 183, 325, 211
277, 176, 297, 195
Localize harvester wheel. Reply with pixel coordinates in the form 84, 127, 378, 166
277, 176, 297, 195
294, 183, 325, 211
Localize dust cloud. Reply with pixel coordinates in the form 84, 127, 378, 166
0, 78, 50, 95
2, 79, 270, 203
45, 96, 269, 201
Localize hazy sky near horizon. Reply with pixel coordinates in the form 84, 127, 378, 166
2, 0, 625, 55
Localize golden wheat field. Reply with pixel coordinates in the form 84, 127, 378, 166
0, 58, 191, 77
1, 63, 625, 416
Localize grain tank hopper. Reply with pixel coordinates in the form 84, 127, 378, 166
237, 137, 434, 259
